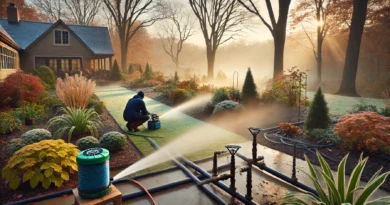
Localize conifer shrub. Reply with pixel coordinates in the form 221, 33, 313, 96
241, 68, 258, 104
2, 139, 79, 190
34, 65, 56, 87
0, 72, 45, 107
0, 112, 22, 135
169, 88, 192, 104
213, 100, 243, 115
306, 128, 340, 145
334, 112, 390, 153
143, 63, 153, 80
211, 88, 230, 105
305, 87, 331, 130
20, 129, 52, 146
174, 71, 179, 83
99, 132, 127, 151
76, 136, 100, 151
216, 70, 227, 81
110, 60, 122, 81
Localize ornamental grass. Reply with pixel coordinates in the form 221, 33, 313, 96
56, 72, 95, 109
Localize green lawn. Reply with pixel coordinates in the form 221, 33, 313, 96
307, 92, 386, 116
95, 86, 247, 162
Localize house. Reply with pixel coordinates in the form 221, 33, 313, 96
0, 3, 114, 80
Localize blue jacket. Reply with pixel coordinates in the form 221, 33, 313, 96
123, 95, 149, 120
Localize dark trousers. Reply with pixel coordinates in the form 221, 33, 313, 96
124, 113, 149, 124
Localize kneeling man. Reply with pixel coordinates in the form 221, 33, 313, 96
123, 91, 150, 131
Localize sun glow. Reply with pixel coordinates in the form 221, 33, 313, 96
317, 20, 324, 27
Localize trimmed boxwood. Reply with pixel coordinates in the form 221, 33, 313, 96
99, 131, 127, 151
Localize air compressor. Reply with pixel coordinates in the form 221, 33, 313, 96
148, 113, 161, 130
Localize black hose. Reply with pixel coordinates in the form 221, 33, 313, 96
236, 153, 318, 197
146, 138, 227, 205
179, 156, 257, 205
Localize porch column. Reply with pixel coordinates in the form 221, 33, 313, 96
109, 57, 112, 70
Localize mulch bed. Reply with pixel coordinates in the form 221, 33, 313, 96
0, 107, 142, 204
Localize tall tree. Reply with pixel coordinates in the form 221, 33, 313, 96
63, 0, 102, 25
31, 0, 64, 22
238, 0, 292, 79
290, 0, 332, 86
1, 0, 41, 21
336, 0, 368, 96
158, 2, 195, 72
103, 0, 165, 71
188, 0, 248, 79
32, 0, 101, 25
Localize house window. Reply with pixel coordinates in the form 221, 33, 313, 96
0, 45, 18, 69
54, 30, 69, 45
61, 59, 69, 73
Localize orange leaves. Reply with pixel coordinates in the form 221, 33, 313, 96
334, 112, 390, 153
279, 122, 302, 137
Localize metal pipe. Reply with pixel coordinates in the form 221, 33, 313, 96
230, 153, 236, 192
122, 163, 231, 201
292, 144, 297, 182
240, 162, 253, 201
213, 151, 226, 176
179, 156, 258, 205
236, 153, 318, 197
146, 138, 227, 205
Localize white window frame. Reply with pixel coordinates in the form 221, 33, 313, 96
53, 29, 70, 46
0, 42, 19, 70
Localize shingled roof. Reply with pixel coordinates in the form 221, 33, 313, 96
0, 19, 113, 55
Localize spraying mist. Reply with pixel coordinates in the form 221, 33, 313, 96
160, 94, 212, 119
113, 122, 245, 180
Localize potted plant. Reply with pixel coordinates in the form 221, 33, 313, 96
20, 103, 45, 126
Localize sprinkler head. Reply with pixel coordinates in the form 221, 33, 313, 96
225, 145, 241, 155
248, 127, 262, 137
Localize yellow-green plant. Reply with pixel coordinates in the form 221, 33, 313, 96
280, 153, 390, 205
46, 107, 102, 142
2, 140, 79, 190
56, 72, 95, 109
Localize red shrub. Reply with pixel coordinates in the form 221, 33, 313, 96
334, 112, 390, 153
169, 88, 191, 104
0, 71, 45, 107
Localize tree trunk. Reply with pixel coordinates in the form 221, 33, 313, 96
273, 31, 285, 79
175, 59, 179, 73
120, 42, 127, 72
206, 48, 216, 79
336, 0, 368, 96
316, 4, 322, 86
317, 37, 322, 86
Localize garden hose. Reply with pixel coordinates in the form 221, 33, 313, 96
128, 179, 156, 205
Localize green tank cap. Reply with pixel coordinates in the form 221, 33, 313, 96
76, 148, 110, 165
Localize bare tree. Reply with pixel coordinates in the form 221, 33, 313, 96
158, 3, 195, 72
238, 0, 291, 79
189, 0, 248, 79
32, 0, 64, 22
63, 0, 102, 25
291, 0, 332, 86
103, 0, 165, 70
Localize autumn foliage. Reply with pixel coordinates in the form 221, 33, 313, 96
0, 72, 45, 107
334, 112, 390, 153
279, 122, 302, 137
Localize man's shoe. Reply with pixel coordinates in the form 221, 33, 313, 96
130, 122, 140, 132
126, 122, 133, 131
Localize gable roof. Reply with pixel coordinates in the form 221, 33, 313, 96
0, 19, 113, 55
0, 24, 20, 49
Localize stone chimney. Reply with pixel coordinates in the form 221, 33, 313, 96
7, 3, 20, 24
